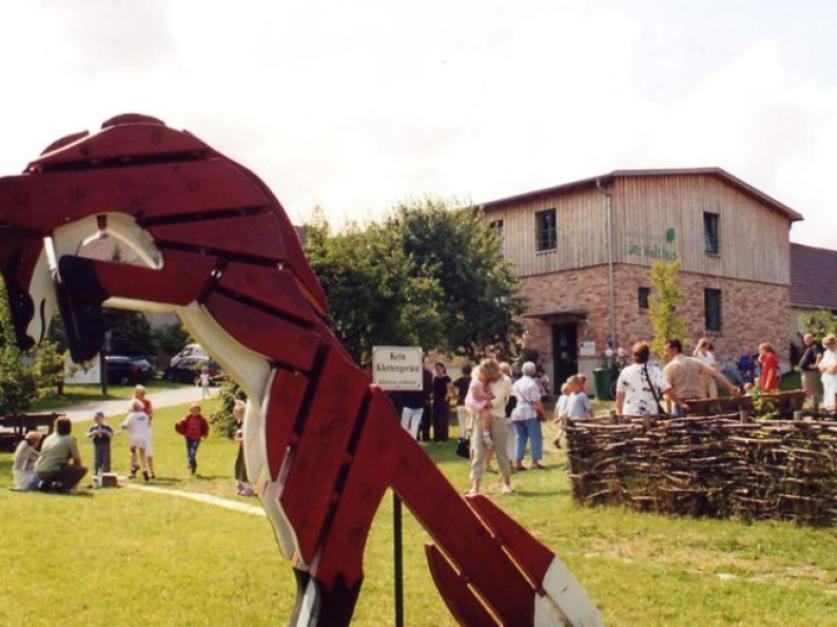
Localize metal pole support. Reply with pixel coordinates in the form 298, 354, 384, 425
393, 492, 404, 627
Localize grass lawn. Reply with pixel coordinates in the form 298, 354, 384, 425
1, 399, 835, 626
31, 380, 187, 412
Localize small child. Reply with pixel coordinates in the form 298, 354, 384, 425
552, 382, 572, 448
121, 399, 152, 481
566, 375, 593, 422
198, 367, 211, 400
13, 431, 43, 490
175, 402, 209, 474
465, 366, 495, 449
86, 410, 114, 477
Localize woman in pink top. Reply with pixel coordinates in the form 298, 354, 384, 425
465, 364, 495, 449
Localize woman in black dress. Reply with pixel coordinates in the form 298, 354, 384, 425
432, 362, 454, 441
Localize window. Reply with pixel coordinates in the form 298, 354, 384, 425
638, 287, 650, 310
704, 288, 722, 332
704, 212, 719, 254
489, 219, 504, 254
535, 208, 557, 251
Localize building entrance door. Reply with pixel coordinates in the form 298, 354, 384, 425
552, 323, 578, 390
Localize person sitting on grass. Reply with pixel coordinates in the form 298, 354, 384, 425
121, 400, 152, 482
35, 417, 87, 492
13, 431, 43, 491
86, 410, 113, 477
175, 402, 210, 475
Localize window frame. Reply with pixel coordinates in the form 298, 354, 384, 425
704, 288, 722, 332
703, 211, 720, 255
535, 208, 557, 252
638, 287, 651, 311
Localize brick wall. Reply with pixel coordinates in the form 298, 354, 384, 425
518, 264, 791, 370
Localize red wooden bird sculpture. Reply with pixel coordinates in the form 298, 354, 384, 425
0, 115, 603, 627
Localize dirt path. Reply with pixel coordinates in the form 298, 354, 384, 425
122, 482, 264, 516
56, 385, 219, 423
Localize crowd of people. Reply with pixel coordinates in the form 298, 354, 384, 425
12, 332, 837, 497
12, 385, 218, 494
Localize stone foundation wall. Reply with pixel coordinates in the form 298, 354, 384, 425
518, 264, 792, 374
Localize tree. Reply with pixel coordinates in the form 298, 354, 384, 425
388, 198, 524, 357
0, 278, 64, 417
304, 199, 522, 364
800, 309, 837, 343
104, 310, 157, 356
305, 210, 445, 364
647, 260, 689, 358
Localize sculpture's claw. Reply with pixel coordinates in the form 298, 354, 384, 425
467, 495, 605, 627
289, 568, 362, 627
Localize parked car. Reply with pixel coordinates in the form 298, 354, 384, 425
170, 343, 208, 367
105, 356, 154, 386
163, 357, 221, 385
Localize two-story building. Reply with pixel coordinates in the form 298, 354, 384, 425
481, 168, 803, 385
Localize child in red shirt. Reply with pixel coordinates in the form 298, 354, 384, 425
758, 342, 779, 392
175, 402, 210, 474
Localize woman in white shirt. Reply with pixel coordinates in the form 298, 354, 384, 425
616, 341, 688, 418
818, 334, 837, 411
693, 338, 718, 399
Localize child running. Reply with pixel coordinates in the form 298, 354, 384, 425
121, 399, 152, 481
175, 402, 209, 474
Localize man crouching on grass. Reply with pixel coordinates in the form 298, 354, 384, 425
35, 416, 87, 492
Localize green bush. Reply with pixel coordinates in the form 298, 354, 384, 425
210, 376, 247, 438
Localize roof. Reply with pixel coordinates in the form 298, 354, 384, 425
480, 168, 803, 222
790, 243, 837, 310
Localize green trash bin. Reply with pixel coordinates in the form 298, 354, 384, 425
593, 367, 618, 400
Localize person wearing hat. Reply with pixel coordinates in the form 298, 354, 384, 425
13, 431, 43, 490
818, 334, 837, 411
86, 410, 114, 476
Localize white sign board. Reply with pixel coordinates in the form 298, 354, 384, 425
579, 341, 596, 357
64, 354, 102, 385
372, 346, 423, 391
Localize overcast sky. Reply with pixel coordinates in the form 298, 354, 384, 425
1, 1, 835, 246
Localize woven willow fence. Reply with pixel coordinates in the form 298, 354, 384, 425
566, 415, 837, 526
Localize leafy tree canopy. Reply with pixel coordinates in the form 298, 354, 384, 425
304, 198, 523, 364
648, 260, 689, 358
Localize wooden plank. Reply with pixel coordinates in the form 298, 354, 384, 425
204, 293, 320, 371
0, 159, 269, 232
426, 544, 498, 627
32, 124, 210, 168
149, 212, 287, 262
264, 369, 309, 482
218, 264, 317, 324
279, 348, 369, 563
391, 425, 536, 625
468, 494, 554, 589
83, 250, 217, 305
312, 389, 401, 588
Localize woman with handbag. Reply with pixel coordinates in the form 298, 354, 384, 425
616, 341, 688, 418
510, 361, 547, 470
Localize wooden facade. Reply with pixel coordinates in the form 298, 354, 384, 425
484, 169, 799, 286
481, 169, 803, 389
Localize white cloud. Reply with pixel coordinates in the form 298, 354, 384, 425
0, 1, 834, 247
